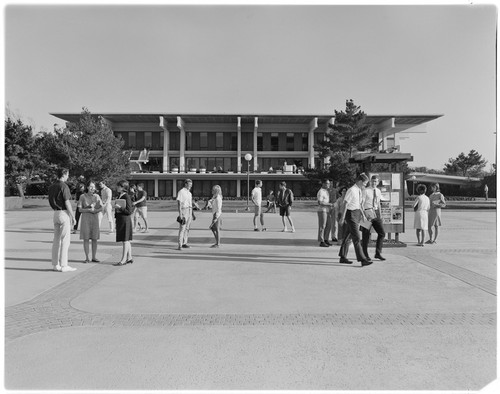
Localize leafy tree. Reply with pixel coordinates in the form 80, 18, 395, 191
443, 150, 487, 177
4, 116, 41, 197
305, 99, 378, 188
38, 108, 130, 187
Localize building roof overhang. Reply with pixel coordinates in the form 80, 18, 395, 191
50, 112, 442, 129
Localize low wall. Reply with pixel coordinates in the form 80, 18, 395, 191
5, 197, 24, 210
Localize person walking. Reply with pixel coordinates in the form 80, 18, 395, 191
413, 184, 430, 246
209, 185, 223, 248
361, 174, 386, 261
113, 180, 134, 265
333, 186, 348, 245
251, 180, 266, 231
427, 182, 446, 244
48, 167, 76, 272
276, 181, 295, 232
71, 183, 85, 234
484, 184, 489, 201
338, 173, 371, 266
98, 180, 114, 234
177, 179, 193, 250
133, 182, 149, 233
317, 179, 333, 247
78, 181, 103, 263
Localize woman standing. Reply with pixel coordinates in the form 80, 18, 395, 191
209, 185, 223, 248
413, 184, 430, 246
427, 183, 446, 244
114, 180, 134, 265
78, 181, 103, 263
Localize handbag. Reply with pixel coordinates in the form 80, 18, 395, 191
413, 202, 419, 212
176, 216, 186, 225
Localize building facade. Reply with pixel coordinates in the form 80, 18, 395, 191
51, 113, 441, 198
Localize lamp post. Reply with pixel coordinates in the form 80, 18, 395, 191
409, 175, 416, 195
244, 153, 252, 211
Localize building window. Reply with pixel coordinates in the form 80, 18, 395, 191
200, 132, 208, 150
271, 133, 279, 151
216, 132, 224, 151
286, 133, 294, 151
144, 132, 152, 149
302, 133, 308, 151
129, 132, 136, 149
170, 132, 180, 150
257, 133, 263, 151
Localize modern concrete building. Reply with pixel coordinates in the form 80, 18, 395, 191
51, 113, 442, 197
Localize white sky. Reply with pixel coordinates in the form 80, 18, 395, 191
3, 2, 497, 170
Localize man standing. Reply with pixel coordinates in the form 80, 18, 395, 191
317, 179, 333, 247
484, 184, 489, 200
133, 182, 149, 233
276, 181, 295, 232
327, 180, 339, 242
338, 173, 371, 266
177, 179, 193, 250
48, 167, 76, 272
251, 180, 266, 231
361, 175, 386, 262
99, 180, 114, 234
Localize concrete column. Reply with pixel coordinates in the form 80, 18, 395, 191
253, 117, 258, 172
154, 178, 159, 198
237, 116, 242, 173
177, 116, 186, 173
236, 179, 241, 197
308, 117, 318, 169
172, 179, 177, 198
159, 116, 169, 172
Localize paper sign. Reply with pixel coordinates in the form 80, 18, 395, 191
391, 173, 401, 189
380, 192, 391, 201
391, 206, 403, 224
380, 201, 392, 224
390, 192, 400, 206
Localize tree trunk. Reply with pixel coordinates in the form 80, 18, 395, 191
16, 183, 25, 198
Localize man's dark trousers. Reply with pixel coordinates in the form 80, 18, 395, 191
361, 217, 385, 257
338, 209, 366, 261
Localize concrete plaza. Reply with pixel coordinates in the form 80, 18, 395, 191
3, 206, 497, 390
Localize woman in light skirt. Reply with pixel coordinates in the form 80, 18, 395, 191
209, 185, 222, 248
427, 183, 446, 244
413, 184, 430, 246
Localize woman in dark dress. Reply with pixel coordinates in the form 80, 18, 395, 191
114, 180, 134, 266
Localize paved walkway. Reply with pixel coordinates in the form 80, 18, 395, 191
3, 208, 497, 390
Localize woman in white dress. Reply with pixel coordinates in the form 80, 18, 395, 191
427, 183, 446, 244
78, 181, 103, 262
413, 184, 430, 246
209, 185, 223, 248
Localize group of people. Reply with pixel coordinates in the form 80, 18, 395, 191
49, 167, 445, 272
49, 168, 149, 271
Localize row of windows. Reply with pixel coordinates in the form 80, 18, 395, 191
130, 179, 316, 198
116, 131, 322, 151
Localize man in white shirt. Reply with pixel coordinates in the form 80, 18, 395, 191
99, 181, 114, 233
251, 180, 266, 231
338, 173, 371, 266
317, 179, 333, 247
177, 179, 193, 250
361, 175, 386, 261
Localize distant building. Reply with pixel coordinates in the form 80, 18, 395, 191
51, 113, 442, 197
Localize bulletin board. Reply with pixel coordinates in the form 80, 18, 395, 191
369, 171, 405, 234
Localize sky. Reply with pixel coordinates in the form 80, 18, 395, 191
3, 2, 497, 171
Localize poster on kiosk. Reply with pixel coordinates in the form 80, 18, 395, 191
368, 172, 405, 234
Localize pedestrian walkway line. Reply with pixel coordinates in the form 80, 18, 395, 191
405, 253, 497, 296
